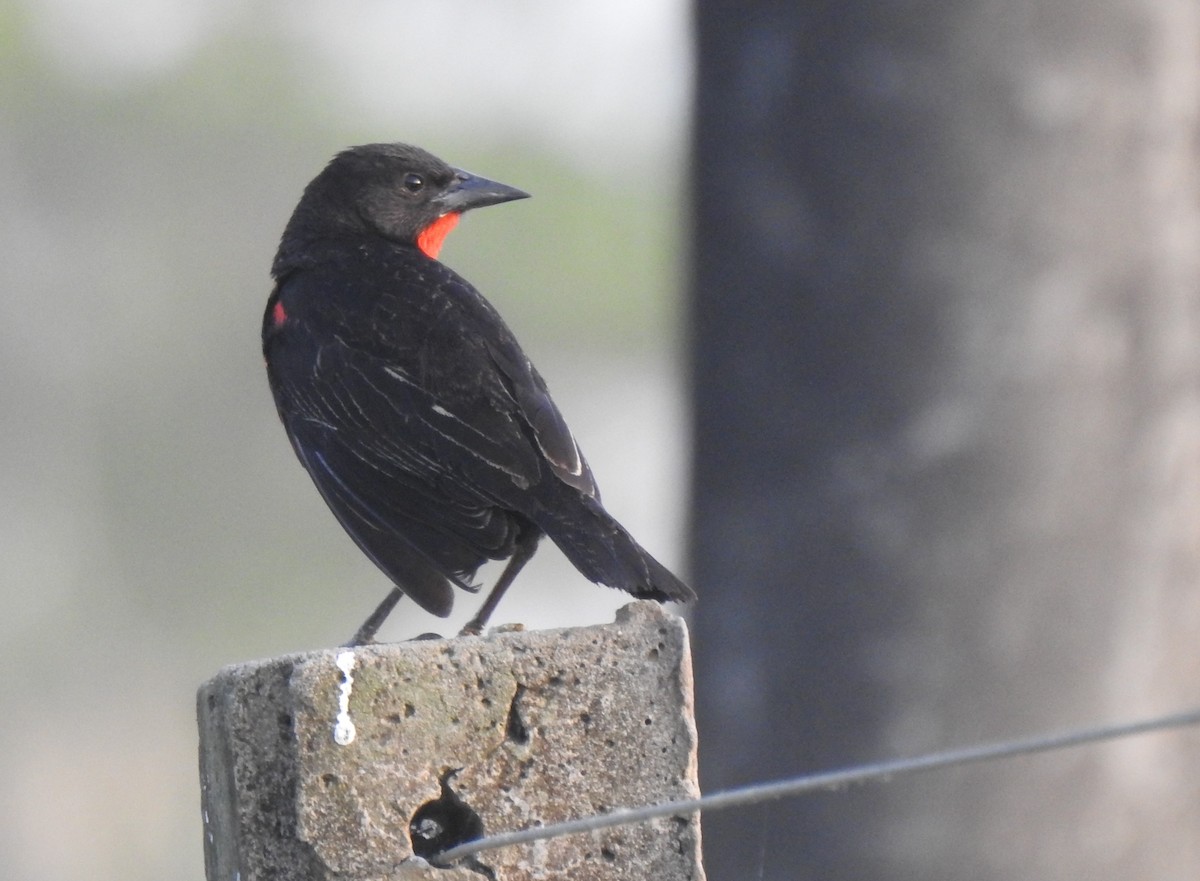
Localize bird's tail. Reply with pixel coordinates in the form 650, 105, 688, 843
539, 495, 696, 604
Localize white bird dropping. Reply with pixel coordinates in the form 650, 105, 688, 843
333, 650, 357, 745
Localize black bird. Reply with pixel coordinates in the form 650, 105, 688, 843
263, 143, 695, 641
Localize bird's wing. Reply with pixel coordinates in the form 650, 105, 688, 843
277, 334, 536, 576
286, 434, 458, 616
482, 339, 599, 500
268, 253, 603, 611
367, 258, 599, 501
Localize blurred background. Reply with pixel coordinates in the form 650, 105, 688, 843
7, 1, 1200, 880
1, 1, 692, 878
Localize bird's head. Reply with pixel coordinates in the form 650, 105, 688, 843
276, 143, 529, 270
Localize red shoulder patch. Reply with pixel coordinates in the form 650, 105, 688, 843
272, 300, 287, 326
417, 212, 461, 260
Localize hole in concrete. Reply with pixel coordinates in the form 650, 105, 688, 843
409, 769, 484, 861
506, 686, 529, 745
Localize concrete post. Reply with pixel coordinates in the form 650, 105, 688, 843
198, 601, 704, 880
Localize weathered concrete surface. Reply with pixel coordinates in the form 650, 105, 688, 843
198, 601, 703, 880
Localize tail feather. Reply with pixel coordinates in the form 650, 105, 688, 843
635, 544, 696, 603
538, 495, 696, 604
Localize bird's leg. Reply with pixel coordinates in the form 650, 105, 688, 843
346, 587, 404, 646
460, 532, 540, 636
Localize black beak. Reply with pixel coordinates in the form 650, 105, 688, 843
434, 169, 530, 213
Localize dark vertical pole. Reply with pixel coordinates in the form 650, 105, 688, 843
690, 3, 953, 877
689, 1, 1200, 879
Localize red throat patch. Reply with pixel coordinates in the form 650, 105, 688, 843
417, 212, 461, 260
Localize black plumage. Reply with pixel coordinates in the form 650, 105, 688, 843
263, 143, 694, 640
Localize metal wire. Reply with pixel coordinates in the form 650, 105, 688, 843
434, 706, 1200, 865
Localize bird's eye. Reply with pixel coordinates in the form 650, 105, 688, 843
403, 173, 425, 193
